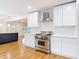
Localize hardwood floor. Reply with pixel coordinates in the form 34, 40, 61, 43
0, 38, 70, 59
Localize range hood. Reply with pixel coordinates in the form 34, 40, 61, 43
40, 12, 53, 22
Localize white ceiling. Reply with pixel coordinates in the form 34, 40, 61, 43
0, 0, 75, 16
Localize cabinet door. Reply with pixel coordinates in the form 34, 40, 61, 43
51, 37, 62, 55
24, 33, 35, 48
63, 3, 76, 26
62, 38, 77, 57
53, 6, 63, 26
27, 12, 38, 27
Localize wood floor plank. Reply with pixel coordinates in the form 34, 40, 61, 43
0, 40, 70, 59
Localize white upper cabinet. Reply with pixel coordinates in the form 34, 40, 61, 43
53, 6, 63, 26
53, 3, 76, 26
63, 3, 76, 26
27, 12, 38, 27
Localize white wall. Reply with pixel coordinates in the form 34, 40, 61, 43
0, 17, 7, 33
39, 8, 54, 31
40, 22, 53, 31
53, 26, 77, 37
77, 0, 79, 59
0, 16, 25, 33
0, 23, 7, 33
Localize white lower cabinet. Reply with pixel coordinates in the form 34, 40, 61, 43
62, 38, 77, 58
51, 37, 62, 55
23, 33, 35, 48
51, 36, 77, 58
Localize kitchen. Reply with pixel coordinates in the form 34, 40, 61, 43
22, 0, 78, 59
0, 0, 78, 59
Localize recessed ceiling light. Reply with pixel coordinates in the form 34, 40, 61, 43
27, 6, 32, 9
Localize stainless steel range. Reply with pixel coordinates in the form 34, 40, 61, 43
35, 31, 52, 53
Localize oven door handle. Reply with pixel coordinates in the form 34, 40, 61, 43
36, 39, 48, 41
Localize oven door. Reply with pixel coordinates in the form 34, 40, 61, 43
35, 39, 49, 49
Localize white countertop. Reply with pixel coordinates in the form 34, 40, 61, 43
52, 35, 77, 38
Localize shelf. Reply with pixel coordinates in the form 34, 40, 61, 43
52, 35, 77, 38
54, 25, 76, 27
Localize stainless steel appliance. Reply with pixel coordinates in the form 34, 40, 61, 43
40, 12, 53, 22
35, 31, 52, 53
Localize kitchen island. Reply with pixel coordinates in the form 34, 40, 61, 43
0, 33, 18, 44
